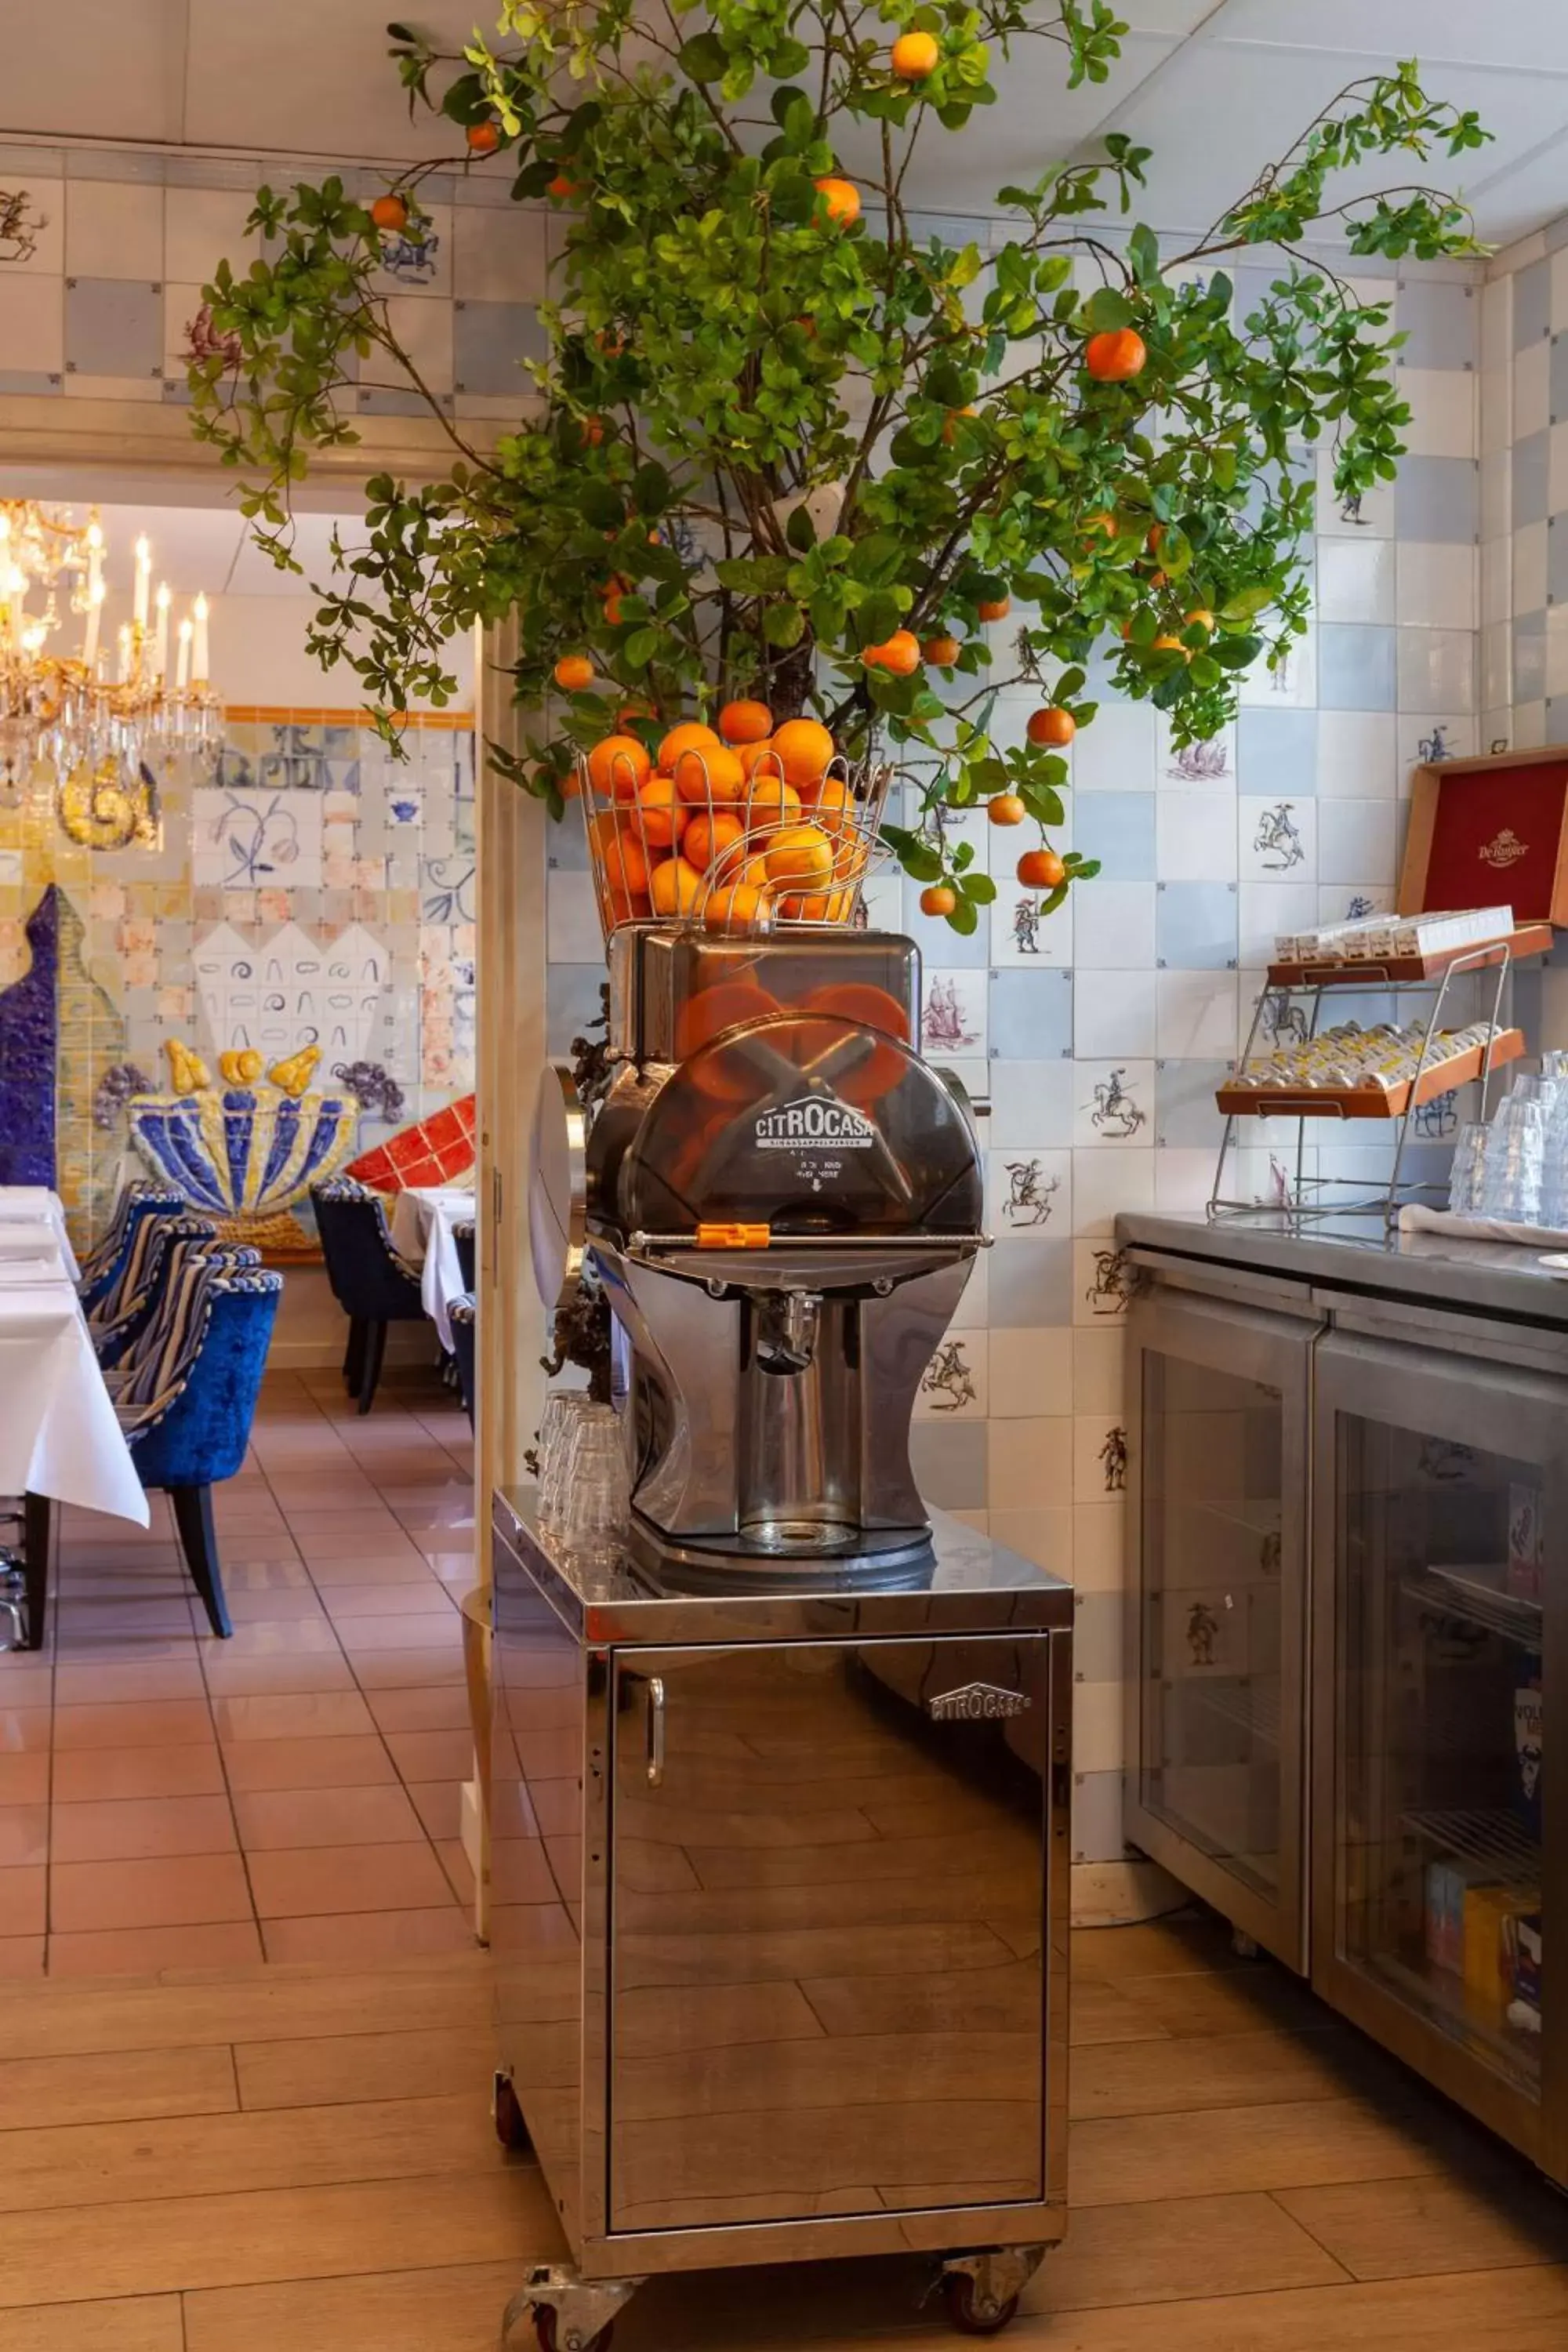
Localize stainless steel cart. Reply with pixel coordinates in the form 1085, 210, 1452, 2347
490, 1490, 1073, 2347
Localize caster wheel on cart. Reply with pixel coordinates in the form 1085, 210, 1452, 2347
493, 2073, 532, 2153
533, 2308, 615, 2352
942, 2275, 1020, 2336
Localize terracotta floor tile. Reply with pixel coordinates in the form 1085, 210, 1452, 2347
0, 1805, 50, 1867
382, 1728, 476, 1782
365, 1685, 474, 1735
350, 1650, 467, 1692
248, 1838, 453, 1918
53, 1744, 227, 1803
215, 1561, 313, 1592
333, 1614, 464, 1654
195, 1620, 343, 1660
218, 1734, 397, 1792
437, 1839, 477, 1906
323, 1583, 455, 1620
50, 1851, 254, 1933
47, 1919, 264, 1978
260, 1904, 475, 1964
53, 1658, 206, 1705
0, 1708, 54, 1754
199, 1652, 356, 1700
305, 1554, 444, 1588
0, 1759, 51, 1806
406, 1780, 464, 1840
0, 1866, 46, 1935
53, 1700, 215, 1751
221, 1590, 332, 1628
49, 1795, 238, 1864
56, 1602, 200, 1639
0, 1657, 56, 1699
231, 1783, 423, 1852
0, 1934, 44, 1977
212, 1691, 376, 1744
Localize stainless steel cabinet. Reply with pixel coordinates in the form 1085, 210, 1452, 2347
1312, 1327, 1566, 2179
1125, 1282, 1321, 1972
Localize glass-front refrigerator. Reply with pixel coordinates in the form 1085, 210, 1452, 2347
1125, 1283, 1321, 1970
1313, 1324, 1566, 2172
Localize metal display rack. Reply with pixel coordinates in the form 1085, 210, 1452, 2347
1209, 925, 1552, 1229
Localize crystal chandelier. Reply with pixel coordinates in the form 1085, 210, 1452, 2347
0, 501, 222, 841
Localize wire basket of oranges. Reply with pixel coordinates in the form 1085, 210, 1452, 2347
579, 706, 894, 939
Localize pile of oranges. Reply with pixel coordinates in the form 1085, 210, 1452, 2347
581, 703, 875, 935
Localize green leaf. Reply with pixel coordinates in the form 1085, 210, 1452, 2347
623, 626, 660, 667
763, 603, 805, 648
946, 894, 978, 936
1083, 285, 1134, 332
577, 481, 623, 531
959, 872, 997, 904
677, 31, 728, 81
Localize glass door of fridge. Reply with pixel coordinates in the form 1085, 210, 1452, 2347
1313, 1328, 1566, 2174
1126, 1286, 1319, 1971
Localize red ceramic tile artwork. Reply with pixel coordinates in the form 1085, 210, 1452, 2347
344, 1094, 477, 1192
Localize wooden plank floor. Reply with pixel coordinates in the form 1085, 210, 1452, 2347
0, 1911, 1563, 2347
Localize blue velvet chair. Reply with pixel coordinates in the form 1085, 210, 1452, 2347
312, 1175, 426, 1414
113, 1253, 283, 1639
86, 1203, 216, 1332
452, 1219, 477, 1292
78, 1184, 191, 1316
448, 1293, 476, 1428
93, 1215, 229, 1367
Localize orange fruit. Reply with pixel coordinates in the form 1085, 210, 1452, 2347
863, 629, 921, 676
554, 653, 593, 691
604, 885, 652, 926
891, 29, 939, 78
1082, 511, 1116, 539
942, 404, 977, 445
978, 594, 1011, 622
649, 856, 706, 916
780, 887, 855, 922
920, 884, 956, 917
602, 590, 626, 624
717, 698, 772, 743
738, 851, 774, 892
547, 172, 585, 200
1185, 608, 1215, 633
1027, 707, 1076, 746
370, 194, 409, 232
1084, 327, 1147, 382
659, 720, 720, 772
809, 776, 855, 833
744, 774, 803, 826
673, 742, 746, 804
466, 120, 500, 154
636, 776, 688, 849
764, 823, 835, 893
771, 717, 836, 791
833, 832, 869, 883
738, 738, 780, 780
684, 810, 747, 873
1018, 848, 1066, 888
814, 176, 860, 228
601, 831, 649, 896
705, 881, 766, 934
586, 733, 652, 800
1153, 633, 1185, 652
989, 793, 1026, 826
923, 633, 961, 666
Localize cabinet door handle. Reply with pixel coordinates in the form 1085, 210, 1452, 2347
645, 1676, 666, 1787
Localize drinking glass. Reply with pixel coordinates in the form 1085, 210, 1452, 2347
538, 1392, 596, 1526
1446, 1123, 1488, 1217
1478, 1094, 1546, 1225
1541, 1088, 1568, 1228
558, 1407, 629, 1551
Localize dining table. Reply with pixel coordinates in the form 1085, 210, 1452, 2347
0, 1189, 149, 1647
387, 1185, 477, 1352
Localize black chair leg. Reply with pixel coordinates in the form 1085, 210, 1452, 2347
21, 1492, 51, 1653
343, 1316, 368, 1396
358, 1319, 389, 1414
171, 1486, 233, 1639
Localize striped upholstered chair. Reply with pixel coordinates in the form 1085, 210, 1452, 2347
85, 1203, 217, 1333
78, 1184, 191, 1315
110, 1251, 282, 1638
311, 1174, 426, 1414
93, 1215, 228, 1367
448, 1293, 476, 1429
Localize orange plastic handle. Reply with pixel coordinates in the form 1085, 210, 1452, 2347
695, 1222, 771, 1250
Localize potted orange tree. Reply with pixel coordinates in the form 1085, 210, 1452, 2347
190, 5, 1486, 933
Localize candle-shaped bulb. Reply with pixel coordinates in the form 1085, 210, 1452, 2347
176, 615, 193, 692
153, 581, 171, 681
81, 575, 105, 673
132, 536, 151, 630
117, 622, 132, 683
192, 592, 209, 687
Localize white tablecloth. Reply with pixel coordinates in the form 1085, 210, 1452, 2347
387, 1187, 476, 1351
0, 1188, 80, 1282
0, 1278, 149, 1524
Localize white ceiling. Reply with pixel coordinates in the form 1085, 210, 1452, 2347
0, 0, 1566, 243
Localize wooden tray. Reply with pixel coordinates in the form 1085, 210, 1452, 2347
1266, 925, 1552, 990
1216, 1029, 1525, 1120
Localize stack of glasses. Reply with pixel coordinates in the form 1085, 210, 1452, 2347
1448, 1054, 1568, 1226
536, 1392, 630, 1554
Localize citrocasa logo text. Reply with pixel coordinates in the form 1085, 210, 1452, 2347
754, 1094, 875, 1149
927, 1682, 1032, 1722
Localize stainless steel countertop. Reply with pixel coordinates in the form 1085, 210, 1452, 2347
492, 1490, 1074, 1645
1116, 1208, 1568, 1331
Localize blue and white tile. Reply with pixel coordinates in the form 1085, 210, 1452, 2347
949, 1250, 988, 1333
1155, 879, 1238, 971
1397, 627, 1475, 713
65, 180, 162, 281
1073, 879, 1155, 971
1072, 1058, 1154, 1149
1318, 799, 1399, 889
1316, 445, 1393, 537
1318, 624, 1396, 711
1546, 607, 1568, 700
1153, 1059, 1229, 1149
1397, 713, 1476, 772
922, 967, 987, 1058
1514, 519, 1548, 619
1514, 336, 1551, 441
1072, 1237, 1138, 1330
453, 204, 550, 303
987, 1147, 1071, 1238
1403, 367, 1477, 459
905, 883, 988, 969
1074, 793, 1152, 881
1396, 543, 1477, 633
990, 880, 1073, 969
988, 1416, 1074, 1510
1515, 430, 1550, 532
989, 1059, 1075, 1149
984, 1236, 1073, 1329
1316, 535, 1395, 626
1317, 710, 1396, 798
1156, 967, 1238, 1062
1068, 1501, 1125, 1595
64, 277, 162, 378
1480, 535, 1511, 633
1153, 1145, 1218, 1217
987, 1327, 1073, 1420
1239, 795, 1316, 883
1072, 701, 1156, 792
369, 205, 453, 299
1515, 699, 1548, 750
452, 298, 548, 396
381, 295, 454, 393
1236, 706, 1316, 800
0, 180, 64, 275
0, 276, 64, 372
163, 187, 261, 287
1073, 1325, 1126, 1419
1548, 421, 1568, 515
1074, 967, 1156, 1062
1238, 623, 1316, 709
544, 868, 601, 963
1396, 276, 1475, 371
1156, 789, 1237, 883
1238, 878, 1317, 967
1394, 455, 1479, 546
1481, 447, 1512, 544
914, 1330, 988, 1420
989, 967, 1072, 1061
1515, 257, 1550, 349
1070, 1145, 1152, 1237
